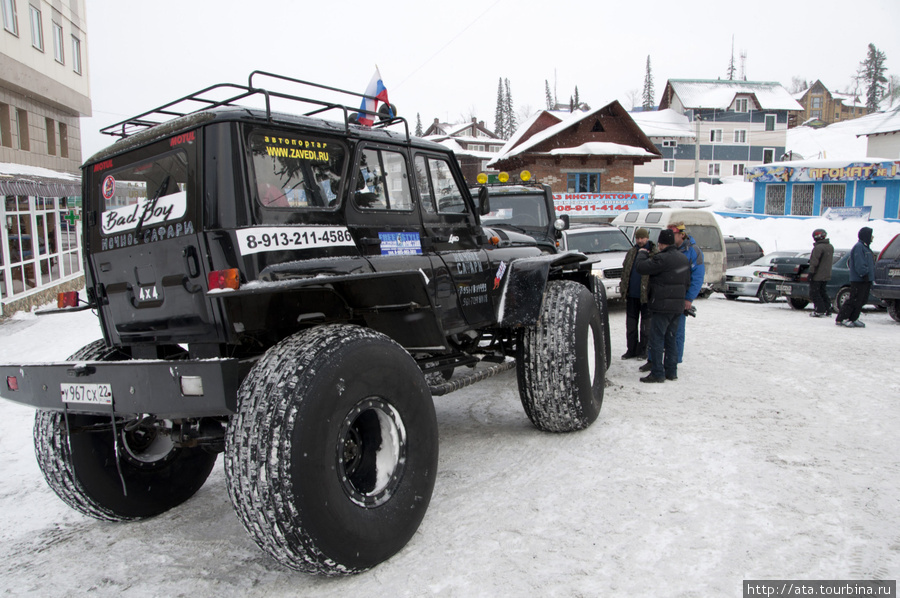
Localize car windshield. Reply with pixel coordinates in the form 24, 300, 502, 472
481, 191, 548, 228
566, 229, 632, 254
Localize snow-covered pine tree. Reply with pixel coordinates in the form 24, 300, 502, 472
504, 78, 516, 138
415, 113, 423, 137
495, 77, 507, 139
860, 43, 888, 111
642, 56, 655, 110
545, 80, 554, 110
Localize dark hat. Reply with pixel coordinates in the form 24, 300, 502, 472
635, 227, 649, 239
858, 227, 873, 244
658, 229, 675, 245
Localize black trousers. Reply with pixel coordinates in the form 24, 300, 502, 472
836, 281, 871, 323
809, 280, 831, 314
625, 296, 649, 356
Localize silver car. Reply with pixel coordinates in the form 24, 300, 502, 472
559, 224, 633, 300
723, 251, 809, 302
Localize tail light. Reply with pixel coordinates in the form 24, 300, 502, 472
57, 291, 79, 308
6, 376, 18, 391
208, 268, 240, 291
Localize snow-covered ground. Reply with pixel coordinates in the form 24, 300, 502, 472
1, 224, 898, 595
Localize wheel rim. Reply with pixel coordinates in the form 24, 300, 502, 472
337, 398, 407, 508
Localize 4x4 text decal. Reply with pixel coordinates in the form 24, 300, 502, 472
236, 226, 355, 255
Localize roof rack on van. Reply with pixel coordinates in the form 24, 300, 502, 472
98, 70, 409, 142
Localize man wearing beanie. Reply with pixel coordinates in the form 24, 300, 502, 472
635, 228, 691, 383
808, 228, 834, 317
835, 226, 876, 328
619, 228, 655, 360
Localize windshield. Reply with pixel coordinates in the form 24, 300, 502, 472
565, 229, 632, 254
481, 192, 549, 228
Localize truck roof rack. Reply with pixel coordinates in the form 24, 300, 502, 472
98, 70, 409, 141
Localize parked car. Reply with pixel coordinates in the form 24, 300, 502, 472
761, 249, 884, 312
558, 223, 633, 300
722, 251, 809, 302
724, 236, 764, 268
872, 232, 900, 322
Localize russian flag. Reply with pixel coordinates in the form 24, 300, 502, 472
358, 67, 392, 126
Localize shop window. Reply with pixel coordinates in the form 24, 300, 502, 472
765, 185, 786, 215
791, 184, 814, 216
821, 184, 846, 213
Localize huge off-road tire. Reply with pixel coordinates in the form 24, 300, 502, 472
517, 280, 605, 432
590, 279, 612, 371
33, 340, 218, 521
224, 325, 438, 575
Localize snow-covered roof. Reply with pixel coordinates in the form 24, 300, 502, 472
630, 108, 695, 139
549, 142, 655, 158
488, 106, 653, 167
857, 104, 900, 136
664, 79, 803, 111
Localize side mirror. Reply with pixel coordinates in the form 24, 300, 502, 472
478, 186, 490, 215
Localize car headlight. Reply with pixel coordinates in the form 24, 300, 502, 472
730, 276, 752, 283
590, 269, 605, 279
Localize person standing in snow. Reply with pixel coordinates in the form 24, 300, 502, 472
835, 226, 876, 328
635, 229, 691, 383
808, 228, 834, 317
619, 228, 654, 360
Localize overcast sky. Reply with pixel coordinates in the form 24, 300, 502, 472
79, 0, 900, 158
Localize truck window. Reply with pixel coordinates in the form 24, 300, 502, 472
414, 155, 466, 215
250, 132, 345, 209
354, 148, 412, 211
99, 149, 189, 237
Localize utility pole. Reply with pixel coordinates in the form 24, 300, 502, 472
693, 114, 701, 200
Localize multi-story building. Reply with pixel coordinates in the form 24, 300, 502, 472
1, 0, 90, 315
794, 80, 869, 127
633, 79, 803, 187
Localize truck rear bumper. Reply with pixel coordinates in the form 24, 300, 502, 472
0, 358, 241, 418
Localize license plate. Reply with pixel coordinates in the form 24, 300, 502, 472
776, 284, 793, 292
60, 383, 113, 405
889, 268, 900, 277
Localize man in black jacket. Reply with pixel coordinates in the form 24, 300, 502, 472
635, 229, 691, 383
808, 228, 834, 317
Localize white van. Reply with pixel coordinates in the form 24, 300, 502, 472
611, 208, 725, 297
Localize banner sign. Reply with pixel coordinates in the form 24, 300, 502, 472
552, 192, 649, 215
746, 160, 900, 183
822, 206, 872, 221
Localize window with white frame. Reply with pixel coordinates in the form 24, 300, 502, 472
763, 148, 775, 164
732, 163, 745, 176
733, 129, 747, 143
663, 159, 675, 173
28, 5, 41, 50
52, 21, 63, 63
765, 184, 786, 215
2, 0, 17, 35
709, 129, 723, 143
707, 163, 721, 176
567, 173, 601, 193
735, 98, 749, 112
468, 144, 484, 152
791, 184, 814, 216
661, 139, 677, 147
765, 114, 776, 131
811, 97, 822, 108
71, 35, 81, 74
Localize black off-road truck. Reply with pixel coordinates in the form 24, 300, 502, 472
0, 72, 608, 575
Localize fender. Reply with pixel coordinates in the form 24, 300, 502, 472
496, 252, 586, 327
